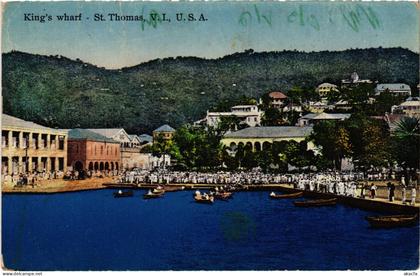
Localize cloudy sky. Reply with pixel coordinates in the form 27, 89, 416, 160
2, 1, 419, 69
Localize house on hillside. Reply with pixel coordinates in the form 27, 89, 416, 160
375, 83, 411, 97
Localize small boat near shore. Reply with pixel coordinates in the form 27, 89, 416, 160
213, 192, 233, 201
143, 189, 165, 199
293, 198, 337, 207
113, 190, 134, 198
270, 191, 303, 199
194, 194, 214, 204
193, 190, 214, 204
365, 214, 418, 228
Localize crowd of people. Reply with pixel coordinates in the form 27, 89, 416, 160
4, 166, 418, 206
115, 168, 418, 205
2, 170, 65, 187
63, 169, 119, 180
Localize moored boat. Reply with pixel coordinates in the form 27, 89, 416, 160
193, 190, 214, 204
213, 192, 233, 201
194, 195, 214, 204
113, 190, 134, 198
270, 191, 303, 199
293, 198, 337, 207
143, 189, 165, 199
365, 214, 418, 228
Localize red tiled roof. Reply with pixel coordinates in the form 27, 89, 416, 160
269, 91, 287, 99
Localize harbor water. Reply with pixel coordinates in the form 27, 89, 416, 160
2, 189, 419, 270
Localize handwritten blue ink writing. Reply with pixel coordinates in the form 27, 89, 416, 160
239, 5, 272, 27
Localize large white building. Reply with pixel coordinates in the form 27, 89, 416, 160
375, 83, 411, 96
203, 105, 262, 128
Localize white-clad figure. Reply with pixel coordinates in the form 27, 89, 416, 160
401, 186, 406, 204
411, 187, 417, 206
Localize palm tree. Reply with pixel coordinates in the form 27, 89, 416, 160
393, 117, 420, 171
394, 117, 420, 139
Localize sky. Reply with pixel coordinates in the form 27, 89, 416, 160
2, 1, 419, 69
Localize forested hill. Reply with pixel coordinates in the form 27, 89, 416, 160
2, 47, 419, 134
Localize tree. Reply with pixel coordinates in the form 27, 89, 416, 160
261, 107, 283, 126
346, 114, 392, 170
311, 121, 352, 169
392, 117, 420, 170
152, 133, 176, 169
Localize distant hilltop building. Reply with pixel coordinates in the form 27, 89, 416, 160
297, 112, 351, 127
1, 114, 68, 175
374, 83, 411, 97
391, 97, 420, 117
341, 72, 373, 86
268, 91, 288, 109
200, 105, 262, 128
316, 83, 339, 97
153, 124, 175, 141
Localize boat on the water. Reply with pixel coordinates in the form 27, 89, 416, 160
270, 191, 303, 199
213, 192, 233, 201
113, 190, 134, 198
365, 214, 418, 228
143, 189, 165, 199
152, 186, 165, 194
293, 198, 337, 207
193, 190, 214, 204
194, 194, 214, 204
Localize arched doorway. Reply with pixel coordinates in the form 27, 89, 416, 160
245, 142, 253, 151
255, 142, 261, 151
105, 162, 109, 170
74, 161, 83, 172
111, 162, 114, 170
115, 162, 119, 170
88, 162, 93, 170
99, 162, 104, 171
94, 162, 99, 170
263, 141, 271, 151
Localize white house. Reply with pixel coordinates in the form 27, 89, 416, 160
375, 83, 411, 96
204, 104, 262, 128
297, 112, 351, 127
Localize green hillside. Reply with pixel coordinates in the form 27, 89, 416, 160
2, 47, 418, 134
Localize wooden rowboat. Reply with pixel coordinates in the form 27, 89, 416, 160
194, 195, 214, 204
270, 191, 303, 199
214, 192, 233, 200
113, 190, 134, 198
293, 198, 337, 207
365, 214, 418, 228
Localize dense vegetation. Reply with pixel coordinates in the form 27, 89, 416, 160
149, 115, 419, 172
3, 47, 418, 134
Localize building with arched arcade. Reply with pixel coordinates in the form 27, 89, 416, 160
67, 129, 121, 172
221, 126, 315, 151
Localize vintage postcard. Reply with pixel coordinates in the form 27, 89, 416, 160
1, 0, 419, 273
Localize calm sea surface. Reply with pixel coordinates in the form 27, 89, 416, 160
2, 189, 419, 271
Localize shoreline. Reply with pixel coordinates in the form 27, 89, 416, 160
3, 179, 419, 214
